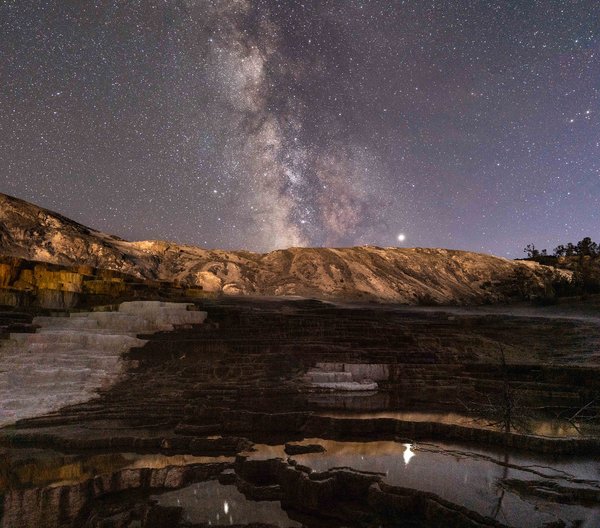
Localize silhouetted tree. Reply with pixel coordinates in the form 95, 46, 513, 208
523, 244, 540, 258
576, 237, 599, 257
554, 244, 567, 257
554, 238, 599, 257
523, 238, 600, 296
457, 345, 528, 438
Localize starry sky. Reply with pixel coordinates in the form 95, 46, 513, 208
1, 1, 599, 257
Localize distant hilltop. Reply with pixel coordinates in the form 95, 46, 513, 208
0, 192, 572, 305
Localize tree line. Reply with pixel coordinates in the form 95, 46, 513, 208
523, 236, 600, 297
524, 237, 599, 259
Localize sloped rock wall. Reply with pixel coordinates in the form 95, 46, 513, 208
0, 192, 574, 305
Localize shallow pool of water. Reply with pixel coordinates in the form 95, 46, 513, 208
2, 438, 600, 528
154, 481, 301, 527
284, 438, 600, 528
316, 410, 600, 437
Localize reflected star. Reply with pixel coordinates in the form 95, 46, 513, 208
403, 443, 415, 465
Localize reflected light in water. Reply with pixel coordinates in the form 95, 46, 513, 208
403, 443, 415, 465
224, 500, 229, 514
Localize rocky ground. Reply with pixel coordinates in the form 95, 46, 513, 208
1, 298, 600, 527
0, 192, 572, 304
2, 193, 600, 526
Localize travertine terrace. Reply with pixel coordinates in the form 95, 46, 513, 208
0, 301, 206, 426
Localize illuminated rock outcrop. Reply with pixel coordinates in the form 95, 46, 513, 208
0, 192, 573, 305
304, 363, 381, 391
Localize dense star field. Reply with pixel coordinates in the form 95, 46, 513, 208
0, 0, 599, 255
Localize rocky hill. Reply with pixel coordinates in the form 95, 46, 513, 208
0, 192, 572, 304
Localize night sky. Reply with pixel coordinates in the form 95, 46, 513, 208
1, 1, 599, 257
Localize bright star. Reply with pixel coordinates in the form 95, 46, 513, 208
397, 233, 406, 242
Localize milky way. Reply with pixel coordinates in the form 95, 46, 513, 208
1, 1, 599, 256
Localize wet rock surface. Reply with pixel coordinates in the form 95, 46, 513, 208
284, 443, 326, 455
1, 297, 600, 527
6, 297, 597, 441
1, 439, 599, 528
0, 301, 206, 426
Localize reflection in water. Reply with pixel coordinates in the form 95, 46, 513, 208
0, 450, 233, 528
1, 440, 600, 528
402, 443, 415, 465
0, 449, 232, 491
316, 410, 600, 437
286, 439, 600, 528
154, 481, 301, 527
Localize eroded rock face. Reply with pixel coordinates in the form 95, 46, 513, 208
0, 256, 217, 309
0, 192, 572, 304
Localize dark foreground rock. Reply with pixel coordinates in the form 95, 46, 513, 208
1, 298, 600, 527
3, 297, 600, 453
3, 439, 598, 528
284, 443, 326, 455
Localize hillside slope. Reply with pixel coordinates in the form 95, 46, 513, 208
0, 192, 571, 304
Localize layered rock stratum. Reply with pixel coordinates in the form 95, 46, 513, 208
0, 301, 206, 426
0, 192, 571, 304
